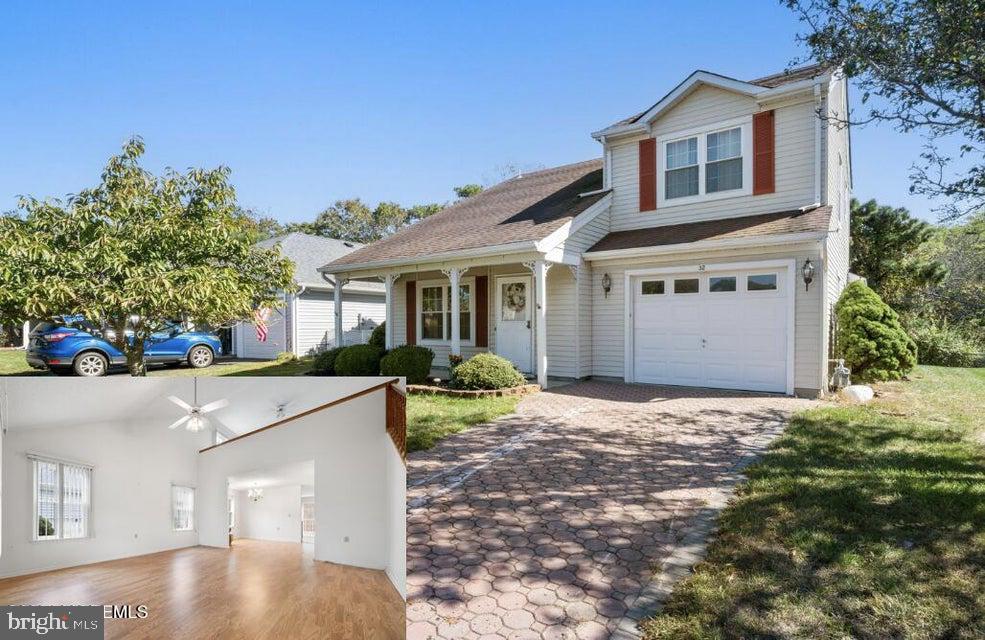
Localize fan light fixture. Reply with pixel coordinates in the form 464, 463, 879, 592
167, 379, 229, 433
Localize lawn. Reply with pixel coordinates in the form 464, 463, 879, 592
0, 348, 313, 377
407, 393, 520, 452
641, 365, 985, 640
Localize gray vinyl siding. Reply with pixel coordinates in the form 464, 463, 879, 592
588, 243, 825, 393
823, 74, 852, 371
577, 262, 594, 378
295, 290, 386, 356
606, 85, 819, 232
545, 266, 578, 378
238, 302, 290, 359
554, 207, 611, 254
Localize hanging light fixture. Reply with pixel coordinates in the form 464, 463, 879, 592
802, 259, 815, 291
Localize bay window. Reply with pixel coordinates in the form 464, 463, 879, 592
31, 455, 92, 541
658, 118, 752, 206
418, 280, 474, 343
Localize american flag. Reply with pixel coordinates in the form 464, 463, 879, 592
253, 308, 270, 342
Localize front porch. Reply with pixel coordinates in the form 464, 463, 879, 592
324, 256, 592, 387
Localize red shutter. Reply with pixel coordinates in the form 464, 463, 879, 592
638, 138, 657, 211
474, 275, 488, 348
405, 281, 416, 345
753, 110, 775, 195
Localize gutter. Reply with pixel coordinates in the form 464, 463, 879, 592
318, 240, 541, 275
583, 231, 829, 262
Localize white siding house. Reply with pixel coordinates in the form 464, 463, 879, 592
234, 233, 386, 359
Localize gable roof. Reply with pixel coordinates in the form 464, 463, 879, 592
321, 159, 607, 272
585, 205, 832, 255
260, 232, 384, 292
594, 63, 831, 138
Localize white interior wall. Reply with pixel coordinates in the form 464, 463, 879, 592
196, 384, 405, 597
233, 485, 302, 543
384, 439, 406, 598
0, 419, 208, 578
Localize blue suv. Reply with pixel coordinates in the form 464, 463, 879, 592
27, 315, 223, 376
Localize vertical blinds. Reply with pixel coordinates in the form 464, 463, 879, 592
31, 456, 92, 540
172, 485, 195, 531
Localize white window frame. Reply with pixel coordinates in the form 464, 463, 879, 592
416, 277, 476, 346
656, 116, 753, 208
172, 485, 195, 532
30, 454, 93, 542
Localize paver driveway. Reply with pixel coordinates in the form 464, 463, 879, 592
406, 381, 815, 640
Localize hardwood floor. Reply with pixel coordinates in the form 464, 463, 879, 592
0, 539, 405, 639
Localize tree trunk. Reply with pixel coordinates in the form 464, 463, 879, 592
126, 341, 146, 377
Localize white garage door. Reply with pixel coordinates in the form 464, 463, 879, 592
631, 267, 791, 393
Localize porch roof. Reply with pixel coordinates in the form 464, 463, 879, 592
586, 205, 833, 254
320, 159, 606, 273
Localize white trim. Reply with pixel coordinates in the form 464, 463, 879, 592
622, 258, 796, 395
26, 452, 94, 469
656, 117, 753, 208
814, 82, 823, 204
320, 240, 540, 275
583, 230, 827, 261
535, 192, 614, 254
415, 277, 477, 347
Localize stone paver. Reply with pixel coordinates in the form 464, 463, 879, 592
407, 381, 814, 639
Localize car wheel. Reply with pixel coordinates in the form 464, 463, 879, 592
188, 345, 214, 369
73, 352, 108, 377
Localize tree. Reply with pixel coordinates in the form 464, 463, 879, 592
284, 198, 422, 244
785, 0, 985, 221
0, 137, 296, 375
914, 211, 985, 331
849, 198, 946, 308
236, 207, 284, 240
454, 184, 483, 199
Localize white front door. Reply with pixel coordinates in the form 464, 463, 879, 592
631, 267, 791, 393
495, 276, 533, 373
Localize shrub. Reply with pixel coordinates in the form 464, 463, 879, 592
380, 345, 434, 384
369, 322, 386, 351
275, 351, 298, 362
905, 317, 982, 367
835, 281, 917, 381
451, 353, 526, 390
311, 346, 344, 375
334, 344, 383, 376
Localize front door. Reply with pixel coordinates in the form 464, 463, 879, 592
495, 276, 532, 374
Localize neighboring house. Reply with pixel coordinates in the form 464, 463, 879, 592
233, 232, 386, 359
320, 63, 851, 397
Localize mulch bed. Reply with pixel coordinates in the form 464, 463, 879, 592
407, 383, 540, 398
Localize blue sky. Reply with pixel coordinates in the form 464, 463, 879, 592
0, 1, 944, 223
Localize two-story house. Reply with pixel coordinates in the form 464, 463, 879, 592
319, 63, 851, 397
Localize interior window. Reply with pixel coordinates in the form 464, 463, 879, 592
665, 137, 699, 199
706, 127, 743, 193
674, 278, 700, 294
747, 274, 778, 291
709, 276, 737, 292
641, 280, 665, 295
172, 485, 195, 532
33, 458, 92, 541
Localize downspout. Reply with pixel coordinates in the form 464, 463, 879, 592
818, 237, 829, 396
814, 81, 822, 205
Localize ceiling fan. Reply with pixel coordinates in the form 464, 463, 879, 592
167, 379, 229, 432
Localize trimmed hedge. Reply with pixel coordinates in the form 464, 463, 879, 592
835, 281, 917, 381
369, 322, 386, 351
380, 345, 434, 384
334, 344, 383, 376
311, 347, 344, 375
451, 353, 526, 390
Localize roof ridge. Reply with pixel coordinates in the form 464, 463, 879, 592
748, 62, 829, 85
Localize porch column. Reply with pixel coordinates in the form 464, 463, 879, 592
445, 267, 462, 357
333, 276, 348, 348
383, 273, 397, 349
533, 259, 549, 387
22, 320, 30, 349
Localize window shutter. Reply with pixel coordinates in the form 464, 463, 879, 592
753, 110, 775, 195
474, 275, 488, 348
406, 281, 416, 345
638, 138, 657, 211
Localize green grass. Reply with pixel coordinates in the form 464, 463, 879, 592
407, 393, 520, 452
641, 366, 985, 640
0, 348, 313, 377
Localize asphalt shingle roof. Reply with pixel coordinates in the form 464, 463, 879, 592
260, 232, 384, 291
587, 205, 833, 253
323, 159, 606, 270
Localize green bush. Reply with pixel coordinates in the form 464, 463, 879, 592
275, 351, 298, 362
380, 345, 434, 384
451, 353, 526, 390
835, 281, 917, 381
905, 317, 982, 367
311, 346, 344, 375
334, 344, 383, 376
369, 322, 386, 351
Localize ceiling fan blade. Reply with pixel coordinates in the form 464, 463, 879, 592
167, 415, 190, 430
199, 398, 229, 414
167, 395, 194, 412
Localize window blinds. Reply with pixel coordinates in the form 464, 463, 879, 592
172, 485, 195, 531
30, 455, 92, 540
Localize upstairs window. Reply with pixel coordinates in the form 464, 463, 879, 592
665, 138, 698, 199
706, 128, 743, 193
658, 118, 752, 206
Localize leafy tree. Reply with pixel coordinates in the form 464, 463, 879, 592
0, 137, 295, 375
849, 198, 946, 308
912, 212, 985, 331
454, 184, 483, 199
236, 207, 284, 240
835, 281, 917, 381
785, 0, 985, 221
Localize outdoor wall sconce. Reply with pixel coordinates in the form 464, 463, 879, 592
802, 259, 815, 291
601, 273, 611, 298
